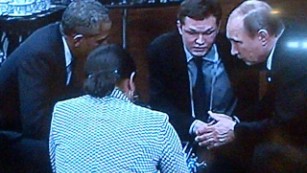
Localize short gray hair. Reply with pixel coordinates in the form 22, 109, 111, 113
230, 0, 284, 38
61, 0, 111, 36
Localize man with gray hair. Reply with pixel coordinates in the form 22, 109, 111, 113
0, 1, 112, 172
195, 0, 306, 172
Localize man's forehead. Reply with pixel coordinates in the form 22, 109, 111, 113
227, 17, 244, 34
184, 15, 217, 23
228, 15, 243, 27
183, 16, 218, 30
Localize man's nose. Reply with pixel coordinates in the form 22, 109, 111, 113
231, 45, 238, 56
195, 34, 205, 45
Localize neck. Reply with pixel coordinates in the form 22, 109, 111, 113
262, 36, 278, 61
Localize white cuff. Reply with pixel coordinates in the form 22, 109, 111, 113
189, 119, 201, 135
232, 115, 240, 123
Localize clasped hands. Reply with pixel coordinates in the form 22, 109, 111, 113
192, 111, 236, 149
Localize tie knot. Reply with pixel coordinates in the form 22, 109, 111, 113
194, 57, 203, 68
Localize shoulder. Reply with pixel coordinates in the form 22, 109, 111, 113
151, 31, 180, 44
147, 30, 185, 65
22, 23, 61, 52
53, 96, 88, 112
52, 96, 92, 123
148, 30, 182, 51
33, 22, 60, 37
21, 22, 61, 46
125, 103, 171, 127
9, 22, 61, 57
132, 103, 169, 120
9, 23, 64, 69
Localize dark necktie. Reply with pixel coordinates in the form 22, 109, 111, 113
193, 57, 208, 120
68, 59, 84, 97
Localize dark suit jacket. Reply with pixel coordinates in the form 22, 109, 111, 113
234, 23, 307, 148
0, 22, 82, 140
147, 30, 250, 141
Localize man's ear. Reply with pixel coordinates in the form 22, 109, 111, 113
73, 34, 84, 47
177, 20, 183, 35
258, 29, 269, 46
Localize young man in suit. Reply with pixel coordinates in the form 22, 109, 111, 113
196, 0, 307, 172
148, 0, 243, 142
0, 1, 112, 172
147, 0, 251, 172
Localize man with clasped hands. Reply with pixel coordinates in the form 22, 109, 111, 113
194, 0, 307, 172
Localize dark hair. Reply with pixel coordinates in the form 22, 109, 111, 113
61, 0, 110, 36
83, 44, 136, 97
177, 0, 222, 25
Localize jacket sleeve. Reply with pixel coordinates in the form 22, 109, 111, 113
147, 37, 195, 142
18, 53, 56, 139
234, 54, 307, 145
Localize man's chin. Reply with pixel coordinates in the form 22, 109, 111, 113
243, 61, 252, 66
244, 61, 256, 66
238, 57, 255, 66
191, 51, 207, 57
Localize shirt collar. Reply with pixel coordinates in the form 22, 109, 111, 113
266, 29, 284, 70
185, 44, 218, 63
109, 87, 130, 102
62, 36, 73, 68
266, 44, 276, 71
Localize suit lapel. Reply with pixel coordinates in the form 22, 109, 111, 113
53, 23, 68, 87
171, 33, 192, 112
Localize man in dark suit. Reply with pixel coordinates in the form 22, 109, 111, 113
0, 1, 112, 172
148, 0, 248, 143
196, 0, 307, 172
147, 0, 252, 172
